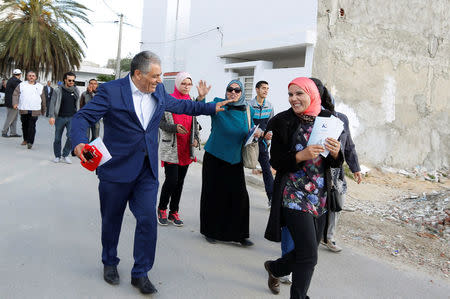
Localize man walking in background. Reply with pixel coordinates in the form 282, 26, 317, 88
12, 71, 46, 149
44, 81, 54, 117
79, 78, 100, 141
2, 69, 22, 138
48, 71, 80, 164
250, 80, 274, 208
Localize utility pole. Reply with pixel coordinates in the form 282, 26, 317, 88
115, 14, 124, 80
173, 0, 180, 71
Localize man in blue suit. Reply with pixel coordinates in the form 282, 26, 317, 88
71, 51, 232, 295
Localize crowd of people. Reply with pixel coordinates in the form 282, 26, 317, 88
1, 70, 99, 157
1, 50, 362, 298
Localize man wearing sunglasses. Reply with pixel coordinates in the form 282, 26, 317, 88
48, 71, 80, 164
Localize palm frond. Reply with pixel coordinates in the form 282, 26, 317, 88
0, 0, 90, 81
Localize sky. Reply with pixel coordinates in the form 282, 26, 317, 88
75, 0, 144, 67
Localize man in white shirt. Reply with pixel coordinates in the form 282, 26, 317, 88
12, 71, 46, 149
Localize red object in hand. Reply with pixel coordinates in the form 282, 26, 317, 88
80, 144, 103, 171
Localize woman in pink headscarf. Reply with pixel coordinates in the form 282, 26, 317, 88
157, 72, 202, 227
263, 77, 343, 298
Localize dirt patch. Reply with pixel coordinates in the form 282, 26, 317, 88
337, 167, 450, 280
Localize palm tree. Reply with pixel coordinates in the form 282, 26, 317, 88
0, 0, 90, 81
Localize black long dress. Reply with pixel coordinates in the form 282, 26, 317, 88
200, 151, 249, 242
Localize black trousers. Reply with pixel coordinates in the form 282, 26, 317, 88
269, 208, 326, 299
20, 112, 38, 145
158, 163, 189, 212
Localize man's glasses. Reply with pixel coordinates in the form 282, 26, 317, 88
226, 87, 242, 93
67, 79, 75, 82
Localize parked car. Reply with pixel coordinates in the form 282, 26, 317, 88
0, 92, 5, 106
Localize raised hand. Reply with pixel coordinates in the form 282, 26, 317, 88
196, 80, 211, 101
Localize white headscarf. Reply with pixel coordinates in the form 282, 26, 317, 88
175, 72, 192, 90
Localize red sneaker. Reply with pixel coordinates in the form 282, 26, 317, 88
157, 209, 168, 226
168, 211, 184, 227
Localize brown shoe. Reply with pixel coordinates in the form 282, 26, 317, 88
21, 140, 27, 145
264, 261, 280, 294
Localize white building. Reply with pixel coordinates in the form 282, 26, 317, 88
140, 0, 317, 139
73, 62, 115, 87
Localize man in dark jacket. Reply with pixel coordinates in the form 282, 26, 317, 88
48, 71, 80, 164
44, 81, 54, 117
2, 69, 22, 137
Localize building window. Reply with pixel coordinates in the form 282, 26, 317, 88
163, 72, 178, 94
239, 76, 254, 101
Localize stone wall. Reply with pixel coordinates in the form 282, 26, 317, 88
312, 0, 449, 169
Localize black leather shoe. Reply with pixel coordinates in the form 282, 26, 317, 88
205, 236, 217, 244
9, 134, 21, 137
240, 239, 254, 247
131, 276, 157, 294
103, 265, 120, 285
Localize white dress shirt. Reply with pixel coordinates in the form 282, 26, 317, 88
129, 76, 156, 129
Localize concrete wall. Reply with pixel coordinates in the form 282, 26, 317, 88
312, 0, 450, 169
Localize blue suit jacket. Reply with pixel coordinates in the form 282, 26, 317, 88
71, 75, 216, 183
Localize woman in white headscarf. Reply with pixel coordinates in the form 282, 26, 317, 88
157, 72, 201, 227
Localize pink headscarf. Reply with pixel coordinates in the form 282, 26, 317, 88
172, 71, 192, 100
288, 77, 321, 116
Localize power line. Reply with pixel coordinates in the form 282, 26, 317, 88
101, 0, 120, 16
98, 1, 139, 29
141, 27, 220, 45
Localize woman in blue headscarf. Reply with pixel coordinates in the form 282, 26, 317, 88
200, 79, 257, 246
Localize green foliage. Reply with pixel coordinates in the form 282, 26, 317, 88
343, 164, 353, 178
0, 0, 90, 81
120, 57, 131, 72
106, 56, 132, 72
97, 74, 115, 82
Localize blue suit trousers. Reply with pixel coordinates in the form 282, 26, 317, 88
98, 158, 158, 278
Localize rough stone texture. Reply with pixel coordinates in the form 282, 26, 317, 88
312, 0, 450, 169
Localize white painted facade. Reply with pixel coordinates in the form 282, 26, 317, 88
140, 0, 317, 139
73, 63, 115, 87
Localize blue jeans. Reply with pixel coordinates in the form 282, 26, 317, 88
281, 226, 295, 256
53, 117, 72, 158
258, 140, 274, 201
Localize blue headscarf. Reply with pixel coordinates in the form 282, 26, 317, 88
225, 79, 246, 106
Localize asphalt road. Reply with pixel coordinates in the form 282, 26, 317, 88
0, 107, 449, 298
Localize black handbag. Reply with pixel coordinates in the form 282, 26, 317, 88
328, 180, 343, 212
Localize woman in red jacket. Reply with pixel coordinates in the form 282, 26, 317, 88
157, 72, 202, 226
